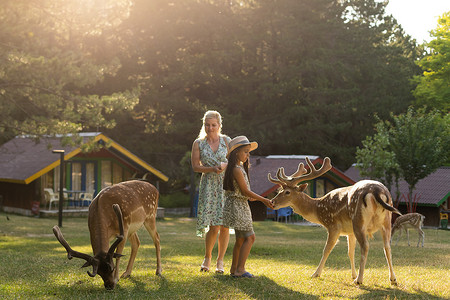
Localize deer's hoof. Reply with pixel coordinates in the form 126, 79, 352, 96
390, 279, 398, 286
311, 272, 321, 278
156, 268, 162, 276
121, 272, 131, 279
353, 279, 363, 286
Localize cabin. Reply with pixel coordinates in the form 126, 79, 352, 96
345, 165, 450, 227
0, 133, 168, 216
248, 155, 355, 221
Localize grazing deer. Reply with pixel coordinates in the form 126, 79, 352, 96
391, 213, 425, 247
53, 180, 162, 290
268, 157, 401, 285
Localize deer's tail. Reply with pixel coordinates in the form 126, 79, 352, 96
372, 190, 402, 216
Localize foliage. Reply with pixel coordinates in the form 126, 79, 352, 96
355, 119, 400, 194
104, 0, 421, 173
0, 0, 139, 145
413, 12, 450, 112
0, 213, 449, 299
0, 0, 425, 186
357, 107, 449, 210
159, 191, 190, 208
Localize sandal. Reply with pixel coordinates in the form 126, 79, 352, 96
215, 260, 224, 274
231, 272, 254, 278
200, 257, 211, 272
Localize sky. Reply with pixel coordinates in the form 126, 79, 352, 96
385, 0, 449, 42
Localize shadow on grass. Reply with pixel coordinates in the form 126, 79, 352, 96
354, 284, 444, 299
215, 273, 318, 300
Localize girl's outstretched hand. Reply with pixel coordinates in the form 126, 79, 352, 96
262, 198, 274, 209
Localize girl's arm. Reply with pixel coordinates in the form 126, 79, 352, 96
191, 140, 223, 174
233, 167, 274, 208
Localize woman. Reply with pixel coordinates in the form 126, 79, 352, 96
191, 110, 230, 273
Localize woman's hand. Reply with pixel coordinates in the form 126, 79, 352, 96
213, 165, 224, 174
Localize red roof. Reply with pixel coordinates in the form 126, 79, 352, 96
344, 165, 450, 206
249, 155, 355, 196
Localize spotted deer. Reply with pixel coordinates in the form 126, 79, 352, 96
391, 212, 425, 247
268, 157, 401, 285
53, 180, 162, 290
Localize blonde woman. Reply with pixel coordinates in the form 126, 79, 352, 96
191, 110, 231, 273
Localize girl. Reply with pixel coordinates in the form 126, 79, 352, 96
223, 136, 274, 278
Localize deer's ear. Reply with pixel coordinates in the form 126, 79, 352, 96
296, 183, 308, 192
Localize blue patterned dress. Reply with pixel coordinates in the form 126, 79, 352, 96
196, 135, 229, 237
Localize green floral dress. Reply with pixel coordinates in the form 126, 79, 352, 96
196, 136, 229, 237
223, 164, 253, 232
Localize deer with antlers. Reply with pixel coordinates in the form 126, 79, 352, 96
268, 157, 401, 285
53, 180, 162, 290
391, 212, 425, 247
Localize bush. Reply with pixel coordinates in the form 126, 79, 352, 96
158, 191, 190, 208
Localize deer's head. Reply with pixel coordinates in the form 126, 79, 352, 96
53, 204, 125, 290
268, 157, 332, 209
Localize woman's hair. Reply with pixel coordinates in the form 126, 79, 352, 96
197, 110, 222, 139
223, 146, 250, 191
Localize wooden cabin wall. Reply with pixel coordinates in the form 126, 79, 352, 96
0, 181, 39, 215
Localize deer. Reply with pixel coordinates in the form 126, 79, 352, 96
268, 157, 401, 285
53, 180, 162, 290
391, 213, 425, 247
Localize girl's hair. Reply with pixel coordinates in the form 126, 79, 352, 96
223, 145, 250, 191
197, 110, 222, 139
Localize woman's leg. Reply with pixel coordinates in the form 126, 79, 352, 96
234, 234, 255, 276
216, 226, 230, 272
201, 225, 220, 271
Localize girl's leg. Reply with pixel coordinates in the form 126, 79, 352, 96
216, 226, 230, 272
230, 237, 244, 275
234, 234, 256, 276
201, 225, 220, 271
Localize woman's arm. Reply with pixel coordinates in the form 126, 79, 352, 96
233, 167, 274, 208
191, 140, 222, 174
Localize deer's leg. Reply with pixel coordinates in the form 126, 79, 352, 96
394, 229, 401, 246
353, 227, 369, 285
406, 228, 411, 246
381, 223, 397, 285
121, 232, 140, 278
144, 220, 162, 275
312, 229, 339, 278
417, 228, 425, 247
347, 234, 357, 279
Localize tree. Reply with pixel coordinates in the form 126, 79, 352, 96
357, 107, 449, 212
0, 0, 139, 145
413, 12, 450, 112
355, 120, 400, 194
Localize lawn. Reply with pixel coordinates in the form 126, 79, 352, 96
0, 212, 449, 299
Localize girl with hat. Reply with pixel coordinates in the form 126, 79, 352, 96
223, 136, 274, 278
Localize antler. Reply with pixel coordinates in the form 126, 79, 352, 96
53, 204, 125, 277
290, 157, 332, 186
268, 157, 332, 187
53, 225, 99, 276
268, 161, 307, 186
107, 204, 125, 256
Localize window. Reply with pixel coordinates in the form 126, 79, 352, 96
72, 163, 82, 191
101, 160, 112, 188
112, 162, 123, 184
86, 163, 95, 193
316, 179, 325, 197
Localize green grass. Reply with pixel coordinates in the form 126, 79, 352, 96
0, 212, 449, 299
